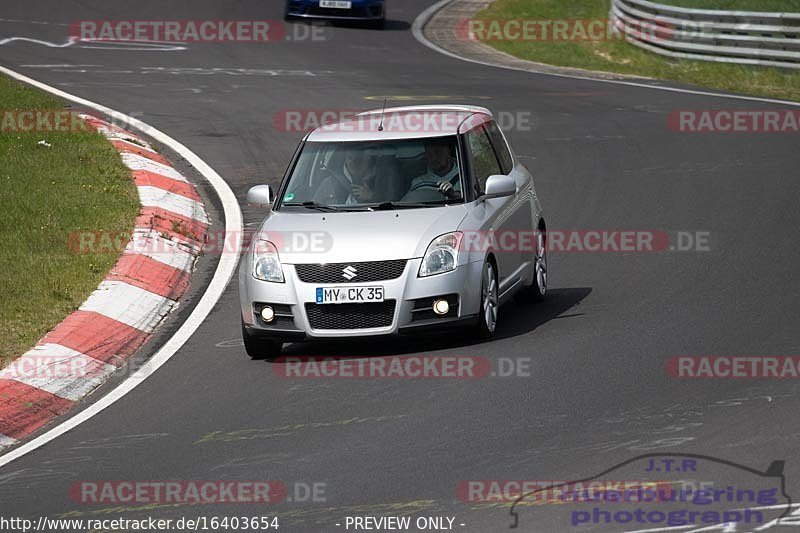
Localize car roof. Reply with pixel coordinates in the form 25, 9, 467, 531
305, 105, 494, 142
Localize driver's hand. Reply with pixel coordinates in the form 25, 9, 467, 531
437, 181, 454, 196
352, 183, 372, 202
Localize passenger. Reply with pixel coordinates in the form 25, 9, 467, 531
313, 148, 377, 204
409, 141, 461, 198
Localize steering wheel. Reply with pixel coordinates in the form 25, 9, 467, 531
408, 181, 446, 194
400, 183, 450, 203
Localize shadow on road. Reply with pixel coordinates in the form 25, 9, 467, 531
285, 19, 410, 31
495, 286, 591, 342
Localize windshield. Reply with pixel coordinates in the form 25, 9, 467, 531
277, 137, 464, 210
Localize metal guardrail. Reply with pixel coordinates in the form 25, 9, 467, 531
610, 0, 800, 69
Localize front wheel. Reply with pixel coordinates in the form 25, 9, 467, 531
474, 261, 499, 340
241, 320, 282, 360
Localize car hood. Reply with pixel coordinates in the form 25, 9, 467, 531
257, 206, 469, 264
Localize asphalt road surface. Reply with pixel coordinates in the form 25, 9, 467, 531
1, 1, 799, 531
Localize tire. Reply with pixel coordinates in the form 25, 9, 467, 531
515, 228, 547, 303
241, 320, 282, 360
475, 260, 499, 340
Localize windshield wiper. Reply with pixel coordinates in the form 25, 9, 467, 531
370, 201, 453, 210
282, 201, 340, 212
282, 201, 373, 213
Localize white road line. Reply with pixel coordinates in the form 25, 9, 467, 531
0, 37, 77, 48
79, 280, 177, 333
0, 19, 69, 27
0, 65, 241, 466
411, 0, 800, 108
122, 152, 188, 182
127, 229, 198, 272
20, 64, 102, 68
137, 185, 209, 224
0, 37, 186, 51
0, 344, 116, 401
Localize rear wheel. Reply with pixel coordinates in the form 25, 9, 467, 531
241, 320, 282, 360
475, 261, 499, 339
516, 229, 547, 303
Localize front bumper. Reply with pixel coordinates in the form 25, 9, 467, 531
240, 258, 483, 340
285, 1, 385, 21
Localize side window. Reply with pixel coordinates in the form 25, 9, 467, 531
485, 121, 514, 175
466, 126, 502, 193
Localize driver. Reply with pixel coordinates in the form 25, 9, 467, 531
409, 141, 461, 198
313, 147, 377, 204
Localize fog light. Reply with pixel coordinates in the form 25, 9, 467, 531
260, 306, 275, 323
432, 299, 450, 316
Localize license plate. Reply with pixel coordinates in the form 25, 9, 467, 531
316, 286, 384, 304
319, 0, 352, 8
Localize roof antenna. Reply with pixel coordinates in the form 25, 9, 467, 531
377, 97, 387, 132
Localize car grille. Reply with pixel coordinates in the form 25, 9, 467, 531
295, 260, 407, 284
305, 300, 396, 330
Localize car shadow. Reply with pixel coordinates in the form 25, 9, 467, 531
493, 287, 592, 342
285, 19, 410, 31
274, 287, 592, 359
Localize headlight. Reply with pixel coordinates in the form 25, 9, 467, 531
252, 240, 284, 283
419, 232, 462, 277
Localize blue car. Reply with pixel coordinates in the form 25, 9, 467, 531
285, 0, 386, 28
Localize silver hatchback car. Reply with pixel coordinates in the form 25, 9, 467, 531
239, 105, 547, 358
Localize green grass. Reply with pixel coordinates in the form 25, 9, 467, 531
657, 0, 800, 11
474, 0, 800, 102
0, 75, 139, 364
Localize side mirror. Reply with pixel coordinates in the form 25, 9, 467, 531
246, 185, 274, 208
482, 174, 516, 200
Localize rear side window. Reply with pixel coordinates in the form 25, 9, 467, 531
466, 126, 501, 193
485, 121, 514, 174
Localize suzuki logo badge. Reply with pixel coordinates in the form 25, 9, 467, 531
342, 265, 358, 280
